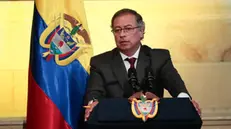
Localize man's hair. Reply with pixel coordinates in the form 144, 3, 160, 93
110, 8, 145, 29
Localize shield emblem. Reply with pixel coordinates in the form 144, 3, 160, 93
49, 28, 77, 55
131, 98, 158, 122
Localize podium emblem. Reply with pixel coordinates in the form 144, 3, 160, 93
131, 96, 158, 122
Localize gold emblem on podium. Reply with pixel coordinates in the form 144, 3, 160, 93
131, 95, 159, 122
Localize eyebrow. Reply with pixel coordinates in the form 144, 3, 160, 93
114, 24, 133, 28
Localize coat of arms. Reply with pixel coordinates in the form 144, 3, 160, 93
131, 95, 159, 122
39, 13, 92, 67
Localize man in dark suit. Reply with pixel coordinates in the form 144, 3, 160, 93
84, 8, 200, 121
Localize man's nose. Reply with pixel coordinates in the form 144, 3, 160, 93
119, 30, 126, 37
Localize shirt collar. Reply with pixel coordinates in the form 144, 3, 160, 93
120, 45, 141, 61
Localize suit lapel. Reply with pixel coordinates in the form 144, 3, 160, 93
110, 46, 151, 89
111, 49, 128, 88
136, 46, 150, 83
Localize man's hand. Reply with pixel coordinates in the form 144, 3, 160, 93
145, 92, 160, 101
191, 100, 201, 116
84, 101, 99, 121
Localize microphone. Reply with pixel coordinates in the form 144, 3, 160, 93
144, 66, 156, 93
128, 67, 142, 92
143, 46, 157, 93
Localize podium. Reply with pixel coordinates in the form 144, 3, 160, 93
85, 98, 202, 129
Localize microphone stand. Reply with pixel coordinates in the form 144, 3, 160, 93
128, 68, 141, 93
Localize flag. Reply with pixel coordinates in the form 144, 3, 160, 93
26, 0, 93, 129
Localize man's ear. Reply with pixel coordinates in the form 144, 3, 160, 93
140, 26, 145, 40
140, 26, 145, 34
142, 27, 145, 35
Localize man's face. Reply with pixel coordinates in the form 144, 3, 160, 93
112, 13, 144, 55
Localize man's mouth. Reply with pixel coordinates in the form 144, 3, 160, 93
120, 41, 129, 44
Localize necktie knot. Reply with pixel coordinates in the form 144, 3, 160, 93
125, 57, 136, 68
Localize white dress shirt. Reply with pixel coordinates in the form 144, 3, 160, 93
120, 45, 141, 72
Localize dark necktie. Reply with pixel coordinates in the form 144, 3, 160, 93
125, 57, 136, 69
124, 57, 137, 97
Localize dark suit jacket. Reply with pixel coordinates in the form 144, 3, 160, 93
85, 45, 190, 102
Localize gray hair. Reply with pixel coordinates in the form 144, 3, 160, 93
111, 8, 145, 30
